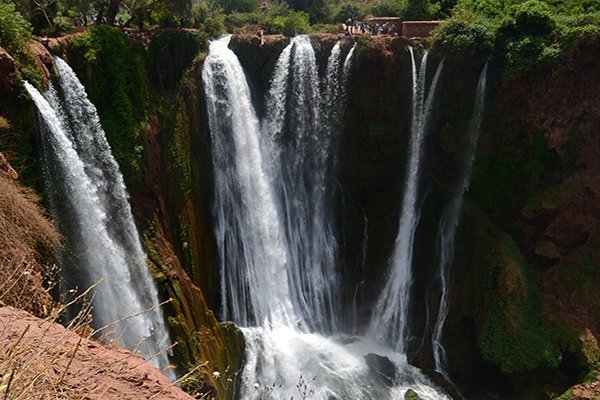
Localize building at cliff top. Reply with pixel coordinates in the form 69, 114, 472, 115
366, 17, 401, 32
363, 19, 443, 37
401, 21, 444, 38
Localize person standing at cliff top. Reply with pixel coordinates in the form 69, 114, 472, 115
345, 17, 353, 35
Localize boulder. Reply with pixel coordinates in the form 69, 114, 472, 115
405, 389, 423, 400
364, 353, 397, 387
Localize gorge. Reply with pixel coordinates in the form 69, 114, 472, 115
0, 19, 598, 400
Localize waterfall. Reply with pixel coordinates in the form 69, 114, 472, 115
203, 36, 298, 329
369, 49, 445, 353
205, 36, 448, 400
261, 36, 345, 333
25, 63, 174, 379
432, 63, 488, 375
208, 36, 348, 331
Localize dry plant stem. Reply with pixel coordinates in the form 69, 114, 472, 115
89, 298, 172, 340
148, 361, 209, 400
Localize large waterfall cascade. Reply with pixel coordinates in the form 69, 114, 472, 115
432, 63, 489, 376
25, 56, 174, 379
368, 48, 445, 353
204, 35, 298, 329
204, 36, 448, 400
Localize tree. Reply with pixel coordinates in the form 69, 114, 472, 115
216, 0, 259, 14
395, 0, 440, 20
286, 0, 326, 23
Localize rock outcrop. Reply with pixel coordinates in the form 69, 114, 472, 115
0, 306, 193, 399
0, 48, 19, 93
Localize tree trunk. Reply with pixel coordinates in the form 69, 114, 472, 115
106, 0, 122, 25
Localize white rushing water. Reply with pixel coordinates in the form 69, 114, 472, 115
432, 63, 488, 376
369, 49, 445, 353
203, 36, 298, 329
204, 37, 449, 400
268, 36, 341, 333
25, 59, 174, 379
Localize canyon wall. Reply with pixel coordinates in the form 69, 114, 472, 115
0, 27, 598, 399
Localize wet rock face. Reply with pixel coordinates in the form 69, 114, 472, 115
404, 388, 423, 400
0, 306, 193, 399
0, 48, 18, 92
364, 353, 397, 387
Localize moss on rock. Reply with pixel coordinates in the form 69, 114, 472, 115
65, 26, 150, 190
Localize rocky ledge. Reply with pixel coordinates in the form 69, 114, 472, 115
0, 306, 192, 399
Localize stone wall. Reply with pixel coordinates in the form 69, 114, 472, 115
401, 21, 443, 38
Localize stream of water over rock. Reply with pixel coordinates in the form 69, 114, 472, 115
203, 36, 450, 400
25, 58, 174, 379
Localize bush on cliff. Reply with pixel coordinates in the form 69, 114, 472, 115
477, 232, 562, 374
433, 0, 600, 75
431, 10, 495, 57
69, 26, 150, 189
0, 172, 59, 317
0, 2, 43, 87
224, 8, 310, 35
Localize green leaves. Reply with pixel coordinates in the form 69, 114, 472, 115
0, 3, 32, 54
432, 0, 599, 76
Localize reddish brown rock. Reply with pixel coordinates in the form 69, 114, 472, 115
0, 47, 19, 93
0, 306, 193, 400
29, 40, 56, 85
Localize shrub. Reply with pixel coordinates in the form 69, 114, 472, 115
503, 35, 561, 74
510, 0, 556, 36
452, 0, 517, 19
367, 0, 398, 17
41, 13, 72, 37
218, 0, 259, 14
282, 11, 311, 35
310, 23, 341, 34
333, 3, 361, 23
395, 0, 440, 20
0, 2, 33, 54
0, 3, 44, 88
203, 16, 226, 37
70, 26, 150, 189
559, 11, 600, 49
432, 14, 495, 57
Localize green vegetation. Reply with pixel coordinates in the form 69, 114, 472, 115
4, 0, 598, 58
477, 232, 562, 373
0, 2, 43, 87
223, 6, 311, 35
68, 26, 150, 189
0, 3, 32, 53
432, 0, 600, 74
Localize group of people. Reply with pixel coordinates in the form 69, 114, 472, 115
344, 17, 395, 36
72, 15, 125, 27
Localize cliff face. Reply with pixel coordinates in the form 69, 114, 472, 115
337, 38, 600, 398
0, 27, 244, 399
225, 33, 599, 398
1, 26, 598, 400
141, 33, 598, 398
57, 29, 246, 398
